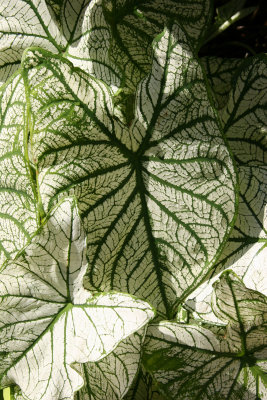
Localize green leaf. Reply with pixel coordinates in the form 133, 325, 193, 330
201, 56, 243, 109
45, 0, 64, 19
103, 0, 212, 90
22, 22, 237, 317
0, 197, 155, 400
0, 0, 121, 89
74, 327, 146, 400
0, 71, 37, 265
143, 272, 267, 400
124, 367, 166, 400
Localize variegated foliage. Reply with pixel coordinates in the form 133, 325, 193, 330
0, 0, 212, 91
20, 22, 237, 318
102, 0, 212, 90
0, 0, 121, 88
0, 197, 155, 400
0, 72, 37, 265
0, 1, 266, 400
185, 54, 267, 324
143, 271, 267, 400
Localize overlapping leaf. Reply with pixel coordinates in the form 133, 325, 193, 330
22, 22, 237, 317
185, 166, 267, 323
0, 0, 121, 88
143, 272, 267, 400
0, 71, 37, 265
201, 56, 243, 109
74, 328, 146, 400
185, 54, 267, 323
102, 0, 212, 90
222, 54, 267, 166
124, 367, 166, 400
0, 197, 155, 400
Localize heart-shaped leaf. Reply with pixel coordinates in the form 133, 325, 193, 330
21, 22, 237, 317
143, 271, 267, 400
0, 197, 155, 400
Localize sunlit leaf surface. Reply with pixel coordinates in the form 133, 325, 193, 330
22, 23, 237, 316
0, 197, 155, 400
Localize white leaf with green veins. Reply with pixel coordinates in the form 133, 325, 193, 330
201, 56, 243, 109
185, 55, 267, 323
185, 166, 267, 323
74, 327, 146, 400
0, 71, 37, 265
22, 22, 237, 317
0, 0, 121, 89
103, 0, 212, 90
143, 271, 267, 400
0, 197, 155, 400
222, 54, 267, 166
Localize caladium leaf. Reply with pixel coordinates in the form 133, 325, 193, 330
22, 22, 237, 317
0, 71, 37, 265
74, 327, 146, 400
0, 0, 64, 84
103, 0, 212, 90
0, 0, 121, 89
201, 56, 243, 109
64, 0, 121, 90
143, 272, 267, 400
0, 197, 155, 400
185, 54, 267, 323
222, 54, 267, 166
185, 166, 267, 323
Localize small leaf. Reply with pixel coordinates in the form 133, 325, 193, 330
185, 166, 267, 323
212, 271, 267, 350
204, 0, 256, 43
0, 197, 155, 400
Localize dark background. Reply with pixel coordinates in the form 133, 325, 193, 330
200, 0, 267, 57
